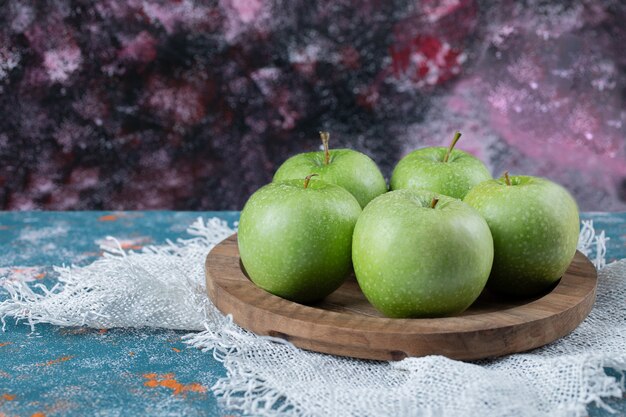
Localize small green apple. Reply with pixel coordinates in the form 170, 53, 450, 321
390, 131, 492, 199
352, 189, 494, 318
273, 132, 387, 208
463, 172, 580, 297
238, 175, 362, 303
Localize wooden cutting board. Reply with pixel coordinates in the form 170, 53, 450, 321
205, 234, 597, 361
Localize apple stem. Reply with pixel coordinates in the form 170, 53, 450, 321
503, 171, 511, 186
443, 131, 462, 163
430, 197, 439, 209
303, 173, 319, 189
320, 131, 330, 165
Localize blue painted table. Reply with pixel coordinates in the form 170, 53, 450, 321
0, 211, 624, 417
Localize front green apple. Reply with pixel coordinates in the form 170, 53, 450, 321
352, 189, 494, 318
463, 174, 580, 297
390, 132, 491, 199
238, 176, 362, 303
273, 132, 387, 208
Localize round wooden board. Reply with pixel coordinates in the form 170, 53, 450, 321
205, 234, 598, 361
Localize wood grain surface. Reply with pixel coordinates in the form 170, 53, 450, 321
205, 234, 598, 361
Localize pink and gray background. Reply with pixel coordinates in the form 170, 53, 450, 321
0, 0, 624, 211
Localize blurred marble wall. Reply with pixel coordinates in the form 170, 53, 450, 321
0, 0, 624, 210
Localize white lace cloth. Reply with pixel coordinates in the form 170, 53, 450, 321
1, 218, 624, 417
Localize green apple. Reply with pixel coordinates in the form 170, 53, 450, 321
463, 173, 580, 297
390, 131, 492, 199
273, 132, 387, 208
238, 175, 362, 303
352, 189, 494, 318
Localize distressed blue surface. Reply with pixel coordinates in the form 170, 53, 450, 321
0, 211, 624, 416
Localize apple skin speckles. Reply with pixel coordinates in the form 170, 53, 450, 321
238, 179, 362, 304
390, 147, 492, 199
273, 148, 387, 209
464, 175, 580, 297
352, 189, 494, 318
